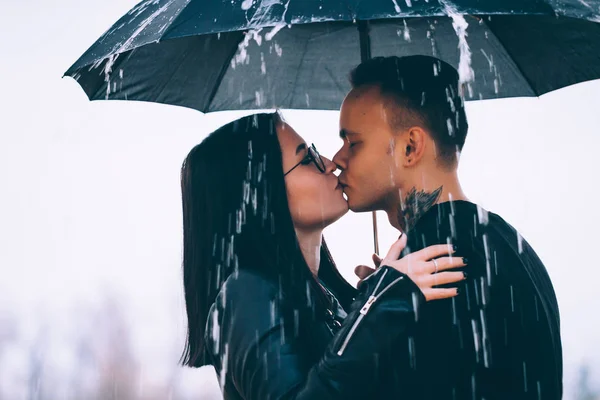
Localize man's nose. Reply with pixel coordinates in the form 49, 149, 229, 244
332, 148, 346, 171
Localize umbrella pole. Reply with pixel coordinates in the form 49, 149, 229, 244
357, 20, 380, 256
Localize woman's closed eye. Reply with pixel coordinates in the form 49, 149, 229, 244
300, 155, 313, 165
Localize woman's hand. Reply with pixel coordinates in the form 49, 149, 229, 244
377, 233, 466, 301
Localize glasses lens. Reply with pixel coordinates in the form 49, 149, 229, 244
310, 145, 326, 172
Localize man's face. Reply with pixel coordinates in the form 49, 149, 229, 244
333, 87, 402, 212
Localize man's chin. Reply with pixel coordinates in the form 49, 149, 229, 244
346, 198, 376, 214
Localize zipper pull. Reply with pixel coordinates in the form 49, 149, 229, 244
360, 295, 377, 315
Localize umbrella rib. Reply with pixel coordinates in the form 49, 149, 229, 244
158, 0, 194, 42
482, 18, 540, 97
205, 33, 246, 112
287, 35, 312, 109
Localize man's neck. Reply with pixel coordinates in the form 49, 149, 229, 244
387, 174, 468, 233
295, 228, 323, 277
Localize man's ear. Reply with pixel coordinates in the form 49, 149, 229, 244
402, 127, 427, 167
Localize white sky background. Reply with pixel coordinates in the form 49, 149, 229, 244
1, 1, 599, 399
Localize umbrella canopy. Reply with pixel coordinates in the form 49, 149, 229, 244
64, 0, 600, 113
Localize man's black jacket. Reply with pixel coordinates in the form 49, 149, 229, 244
368, 200, 562, 399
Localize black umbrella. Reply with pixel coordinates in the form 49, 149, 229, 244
64, 0, 600, 252
65, 0, 600, 113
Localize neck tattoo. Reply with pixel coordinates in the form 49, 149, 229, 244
398, 186, 443, 232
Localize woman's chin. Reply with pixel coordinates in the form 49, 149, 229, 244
321, 203, 349, 228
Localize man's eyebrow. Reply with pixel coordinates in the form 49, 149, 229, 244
295, 143, 307, 155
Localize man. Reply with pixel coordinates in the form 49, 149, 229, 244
332, 56, 562, 399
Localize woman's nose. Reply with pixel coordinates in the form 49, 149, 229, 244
322, 156, 337, 174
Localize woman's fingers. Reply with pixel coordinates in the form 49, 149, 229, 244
422, 271, 466, 286
414, 244, 455, 261
383, 233, 408, 261
354, 265, 376, 280
372, 253, 382, 268
422, 288, 459, 301
424, 257, 467, 273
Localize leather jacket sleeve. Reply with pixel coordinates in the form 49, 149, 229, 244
205, 266, 425, 400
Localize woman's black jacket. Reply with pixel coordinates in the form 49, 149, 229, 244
204, 265, 424, 400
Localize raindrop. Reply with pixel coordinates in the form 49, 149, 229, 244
480, 49, 494, 72
219, 343, 229, 389
440, 0, 475, 85
255, 89, 264, 106
449, 213, 456, 237
480, 309, 490, 368
445, 88, 456, 112
402, 20, 411, 41
293, 309, 300, 337
411, 292, 420, 321
211, 308, 220, 352
451, 296, 458, 325
305, 93, 310, 107
446, 118, 455, 137
408, 336, 416, 369
472, 278, 480, 306
480, 277, 487, 306
476, 205, 489, 225
471, 319, 481, 363
260, 53, 267, 75
241, 0, 253, 11
509, 285, 515, 313
523, 361, 528, 392
305, 282, 312, 307
517, 232, 524, 254
405, 0, 412, 6
119, 69, 124, 79
464, 283, 471, 311
391, 0, 401, 13
270, 300, 276, 326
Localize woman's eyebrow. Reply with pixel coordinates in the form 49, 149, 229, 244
295, 143, 307, 155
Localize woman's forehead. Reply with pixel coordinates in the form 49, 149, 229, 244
277, 121, 304, 148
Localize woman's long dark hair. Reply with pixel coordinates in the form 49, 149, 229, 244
179, 112, 354, 367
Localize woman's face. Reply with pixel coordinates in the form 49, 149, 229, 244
277, 120, 349, 231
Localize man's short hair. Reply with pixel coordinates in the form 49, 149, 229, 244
349, 55, 469, 167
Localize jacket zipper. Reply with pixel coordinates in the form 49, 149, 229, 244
336, 270, 405, 356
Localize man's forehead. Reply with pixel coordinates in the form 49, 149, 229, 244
345, 85, 381, 102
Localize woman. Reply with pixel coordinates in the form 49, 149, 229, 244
180, 112, 466, 399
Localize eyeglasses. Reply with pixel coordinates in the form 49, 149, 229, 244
284, 143, 326, 176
